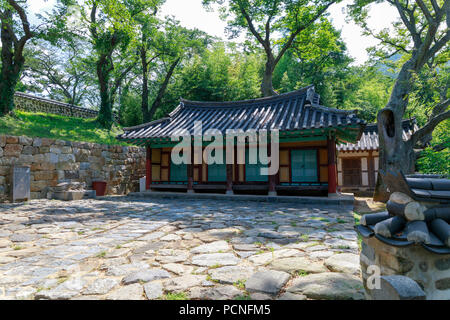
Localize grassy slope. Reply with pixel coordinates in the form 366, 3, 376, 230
0, 110, 128, 146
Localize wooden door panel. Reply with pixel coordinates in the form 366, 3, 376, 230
342, 158, 361, 186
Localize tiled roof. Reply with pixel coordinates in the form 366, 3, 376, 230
118, 86, 365, 142
337, 118, 418, 152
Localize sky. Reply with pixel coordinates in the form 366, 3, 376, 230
29, 0, 399, 65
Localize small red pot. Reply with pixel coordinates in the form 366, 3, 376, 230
92, 181, 107, 196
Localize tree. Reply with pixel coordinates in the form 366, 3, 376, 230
150, 41, 262, 119
271, 17, 353, 108
203, 0, 337, 96
138, 16, 208, 122
23, 37, 93, 106
349, 0, 449, 199
0, 0, 69, 116
77, 0, 161, 128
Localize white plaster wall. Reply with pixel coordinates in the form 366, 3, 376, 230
362, 172, 369, 186
361, 157, 368, 171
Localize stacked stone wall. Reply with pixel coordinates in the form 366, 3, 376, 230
14, 93, 101, 119
361, 237, 450, 300
0, 135, 145, 201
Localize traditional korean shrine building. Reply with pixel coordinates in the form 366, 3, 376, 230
337, 118, 418, 193
117, 86, 365, 196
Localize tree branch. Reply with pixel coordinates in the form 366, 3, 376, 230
111, 62, 136, 100
237, 1, 268, 51
416, 0, 434, 23
393, 0, 422, 47
274, 2, 334, 66
431, 98, 450, 118
147, 57, 181, 120
90, 2, 98, 40
412, 109, 450, 145
7, 0, 32, 38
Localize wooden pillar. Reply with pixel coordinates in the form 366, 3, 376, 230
327, 136, 337, 195
226, 164, 233, 194
187, 143, 194, 193
146, 146, 152, 190
226, 142, 234, 194
368, 150, 375, 188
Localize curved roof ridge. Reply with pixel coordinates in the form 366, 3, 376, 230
180, 85, 314, 108
309, 103, 359, 116
122, 117, 170, 131
363, 117, 416, 132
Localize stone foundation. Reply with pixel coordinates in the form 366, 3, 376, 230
0, 135, 145, 202
361, 236, 450, 300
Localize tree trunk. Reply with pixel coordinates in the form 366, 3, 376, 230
0, 10, 23, 116
96, 55, 113, 129
0, 61, 22, 116
141, 47, 151, 123
374, 59, 417, 201
147, 58, 180, 121
261, 58, 277, 97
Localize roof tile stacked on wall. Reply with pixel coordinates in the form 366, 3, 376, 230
337, 118, 418, 152
14, 92, 118, 120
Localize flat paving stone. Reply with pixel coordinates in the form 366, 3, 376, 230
286, 273, 364, 300
106, 283, 144, 300
122, 269, 171, 285
35, 278, 86, 300
10, 234, 37, 242
190, 241, 230, 254
208, 266, 254, 284
163, 275, 206, 292
189, 285, 242, 300
248, 252, 274, 265
277, 292, 307, 300
162, 263, 194, 275
324, 253, 360, 275
83, 278, 119, 295
143, 281, 164, 299
160, 234, 181, 241
191, 253, 240, 267
0, 239, 12, 248
0, 197, 358, 300
250, 292, 273, 300
245, 270, 290, 294
269, 257, 328, 274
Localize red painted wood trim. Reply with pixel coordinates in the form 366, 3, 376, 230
327, 137, 337, 194
146, 146, 152, 189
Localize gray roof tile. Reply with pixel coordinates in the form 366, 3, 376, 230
118, 86, 364, 141
337, 118, 418, 152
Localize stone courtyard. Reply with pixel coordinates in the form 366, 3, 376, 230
0, 197, 364, 300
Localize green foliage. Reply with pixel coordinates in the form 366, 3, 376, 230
340, 67, 394, 122
120, 92, 143, 127
0, 110, 126, 145
73, 0, 165, 128
23, 37, 95, 106
272, 18, 354, 108
417, 120, 450, 176
203, 0, 337, 96
156, 42, 262, 118
417, 146, 450, 175
161, 292, 188, 300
